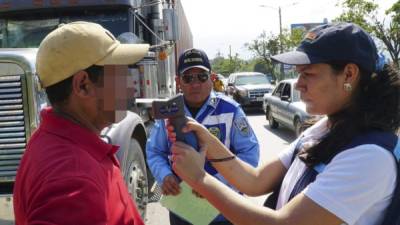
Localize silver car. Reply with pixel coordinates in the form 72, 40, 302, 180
263, 79, 321, 137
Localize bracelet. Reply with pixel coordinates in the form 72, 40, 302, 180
207, 155, 236, 163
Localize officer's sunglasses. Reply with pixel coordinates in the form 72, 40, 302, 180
181, 72, 209, 84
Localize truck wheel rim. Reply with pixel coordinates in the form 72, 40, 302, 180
127, 161, 148, 216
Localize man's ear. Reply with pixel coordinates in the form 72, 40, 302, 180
71, 71, 94, 98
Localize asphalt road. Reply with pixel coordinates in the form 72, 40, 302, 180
145, 108, 297, 225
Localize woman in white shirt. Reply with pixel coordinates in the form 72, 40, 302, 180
168, 22, 400, 225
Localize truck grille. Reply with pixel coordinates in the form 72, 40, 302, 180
249, 89, 270, 99
0, 75, 26, 182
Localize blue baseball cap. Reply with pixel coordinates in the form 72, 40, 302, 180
178, 48, 211, 74
272, 23, 378, 73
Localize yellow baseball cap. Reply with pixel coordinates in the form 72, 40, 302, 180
36, 21, 149, 87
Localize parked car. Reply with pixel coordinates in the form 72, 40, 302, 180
226, 72, 274, 108
263, 79, 321, 137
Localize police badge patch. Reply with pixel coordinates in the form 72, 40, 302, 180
208, 126, 221, 139
209, 97, 218, 108
234, 117, 250, 136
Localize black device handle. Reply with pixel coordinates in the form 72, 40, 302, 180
170, 116, 188, 142
152, 94, 199, 149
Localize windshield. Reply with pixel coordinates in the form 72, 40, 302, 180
235, 75, 270, 86
0, 10, 130, 48
3, 19, 59, 48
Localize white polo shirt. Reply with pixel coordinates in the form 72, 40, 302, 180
277, 117, 397, 225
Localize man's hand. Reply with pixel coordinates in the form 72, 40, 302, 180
161, 174, 181, 196
192, 189, 204, 198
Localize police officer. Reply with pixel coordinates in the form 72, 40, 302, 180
146, 48, 260, 225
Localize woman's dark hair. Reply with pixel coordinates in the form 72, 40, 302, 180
299, 62, 400, 166
45, 65, 104, 105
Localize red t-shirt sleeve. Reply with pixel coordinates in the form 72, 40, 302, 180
26, 176, 109, 225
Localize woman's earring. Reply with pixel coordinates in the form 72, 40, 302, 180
344, 83, 352, 92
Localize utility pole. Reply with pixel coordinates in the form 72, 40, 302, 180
278, 6, 284, 80
259, 2, 298, 80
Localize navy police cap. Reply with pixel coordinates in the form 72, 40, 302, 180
178, 48, 211, 74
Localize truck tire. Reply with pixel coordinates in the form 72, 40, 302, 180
123, 138, 149, 218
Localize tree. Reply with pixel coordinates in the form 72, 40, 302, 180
380, 1, 400, 67
245, 31, 280, 73
245, 28, 305, 80
335, 0, 378, 33
281, 28, 305, 51
211, 52, 245, 76
387, 0, 400, 24
335, 0, 400, 67
374, 20, 400, 67
245, 31, 281, 79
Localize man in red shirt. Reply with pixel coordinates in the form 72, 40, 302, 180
13, 21, 149, 225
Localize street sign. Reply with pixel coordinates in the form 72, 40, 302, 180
284, 64, 293, 71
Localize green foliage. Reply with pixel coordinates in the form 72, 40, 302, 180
211, 54, 274, 77
281, 28, 305, 51
244, 31, 280, 78
334, 0, 378, 33
211, 51, 246, 76
244, 31, 280, 68
212, 0, 400, 77
335, 0, 400, 68
387, 0, 400, 23
244, 28, 305, 80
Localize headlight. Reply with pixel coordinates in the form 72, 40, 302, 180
237, 89, 248, 97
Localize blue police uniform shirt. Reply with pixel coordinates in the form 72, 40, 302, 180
146, 91, 260, 222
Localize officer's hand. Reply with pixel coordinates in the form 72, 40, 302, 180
161, 174, 181, 196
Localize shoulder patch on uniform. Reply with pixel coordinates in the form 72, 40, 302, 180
208, 126, 221, 139
234, 117, 250, 136
209, 97, 219, 108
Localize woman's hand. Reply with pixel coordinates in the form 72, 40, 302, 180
166, 118, 216, 150
170, 141, 207, 186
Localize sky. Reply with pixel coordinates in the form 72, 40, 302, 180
180, 0, 397, 60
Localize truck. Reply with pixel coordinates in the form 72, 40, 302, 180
0, 0, 193, 223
